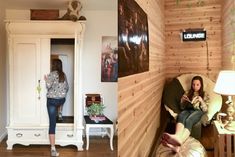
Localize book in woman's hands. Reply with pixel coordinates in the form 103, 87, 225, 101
185, 96, 198, 104
184, 96, 200, 109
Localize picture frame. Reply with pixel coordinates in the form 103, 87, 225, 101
101, 36, 118, 82
118, 0, 149, 77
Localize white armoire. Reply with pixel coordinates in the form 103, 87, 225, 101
6, 20, 85, 150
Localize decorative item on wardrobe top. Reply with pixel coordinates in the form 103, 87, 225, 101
30, 0, 87, 21
30, 9, 60, 20
61, 0, 87, 21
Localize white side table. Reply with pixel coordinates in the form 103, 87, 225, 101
84, 115, 114, 150
213, 120, 235, 157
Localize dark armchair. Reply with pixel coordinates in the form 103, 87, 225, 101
162, 73, 222, 139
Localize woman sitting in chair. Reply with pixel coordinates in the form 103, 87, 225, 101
161, 75, 209, 153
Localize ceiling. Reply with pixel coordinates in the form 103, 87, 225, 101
4, 0, 117, 10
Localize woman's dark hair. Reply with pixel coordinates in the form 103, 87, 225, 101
51, 59, 65, 83
187, 75, 204, 100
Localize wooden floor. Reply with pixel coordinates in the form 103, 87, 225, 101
0, 136, 117, 157
0, 125, 215, 157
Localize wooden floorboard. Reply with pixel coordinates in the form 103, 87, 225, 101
0, 136, 117, 157
0, 125, 215, 157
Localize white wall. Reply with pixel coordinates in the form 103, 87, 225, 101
0, 1, 7, 142
51, 44, 75, 116
82, 10, 118, 122
5, 9, 118, 123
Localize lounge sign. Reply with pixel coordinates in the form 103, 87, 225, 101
182, 31, 206, 41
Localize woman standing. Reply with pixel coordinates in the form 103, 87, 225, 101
45, 59, 69, 156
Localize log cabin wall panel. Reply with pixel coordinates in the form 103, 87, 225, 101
118, 0, 165, 156
165, 0, 222, 80
222, 0, 235, 70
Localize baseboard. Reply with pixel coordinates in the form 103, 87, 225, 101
0, 129, 7, 142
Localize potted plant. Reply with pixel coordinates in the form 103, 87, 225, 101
87, 103, 105, 122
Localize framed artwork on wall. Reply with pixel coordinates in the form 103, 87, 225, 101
101, 36, 118, 82
118, 0, 149, 77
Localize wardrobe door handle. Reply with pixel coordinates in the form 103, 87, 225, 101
36, 80, 41, 100
16, 133, 23, 138
67, 134, 73, 138
34, 133, 41, 137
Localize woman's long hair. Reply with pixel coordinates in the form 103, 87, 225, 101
51, 59, 65, 83
187, 76, 204, 101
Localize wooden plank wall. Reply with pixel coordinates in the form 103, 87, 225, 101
165, 0, 222, 81
222, 0, 235, 70
118, 0, 165, 157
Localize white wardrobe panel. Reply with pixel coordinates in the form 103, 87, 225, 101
40, 38, 51, 125
12, 38, 40, 125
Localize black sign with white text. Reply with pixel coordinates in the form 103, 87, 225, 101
182, 31, 206, 41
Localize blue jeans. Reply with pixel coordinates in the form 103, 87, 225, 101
47, 98, 65, 134
177, 109, 203, 132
